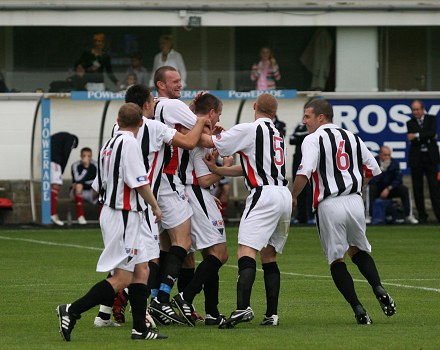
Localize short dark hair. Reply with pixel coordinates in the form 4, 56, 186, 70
411, 99, 425, 109
118, 103, 142, 128
154, 66, 177, 89
125, 84, 151, 109
304, 98, 333, 122
194, 93, 222, 115
80, 147, 92, 155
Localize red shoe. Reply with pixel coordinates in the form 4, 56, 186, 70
112, 289, 128, 323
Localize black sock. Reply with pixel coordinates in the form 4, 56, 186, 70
128, 283, 148, 333
330, 262, 360, 308
351, 250, 382, 294
147, 261, 159, 299
151, 251, 167, 300
262, 262, 280, 317
97, 292, 117, 320
157, 245, 187, 303
178, 267, 195, 293
69, 279, 115, 317
183, 255, 222, 303
204, 273, 220, 317
237, 256, 256, 310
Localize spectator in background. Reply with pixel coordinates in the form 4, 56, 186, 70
51, 132, 79, 226
250, 47, 281, 91
149, 34, 187, 89
67, 61, 87, 91
124, 73, 137, 90
367, 146, 418, 224
406, 99, 440, 223
70, 147, 98, 225
78, 33, 121, 91
0, 72, 10, 92
289, 122, 314, 224
272, 114, 286, 138
125, 52, 149, 87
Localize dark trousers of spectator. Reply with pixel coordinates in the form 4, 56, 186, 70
410, 154, 440, 222
368, 184, 411, 217
292, 155, 313, 223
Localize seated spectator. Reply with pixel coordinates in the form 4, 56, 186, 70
367, 146, 418, 224
124, 72, 137, 90
70, 147, 98, 225
125, 52, 149, 86
66, 61, 87, 91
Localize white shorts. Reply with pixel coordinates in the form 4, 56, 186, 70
316, 194, 371, 265
157, 173, 193, 231
69, 188, 98, 204
96, 206, 149, 273
238, 186, 291, 253
51, 162, 63, 185
141, 206, 160, 261
186, 185, 226, 252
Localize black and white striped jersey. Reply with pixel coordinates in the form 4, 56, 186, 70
212, 117, 288, 191
153, 97, 197, 177
297, 123, 381, 208
179, 146, 211, 187
92, 130, 149, 211
112, 117, 176, 198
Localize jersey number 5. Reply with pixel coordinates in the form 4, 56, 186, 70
273, 136, 285, 166
336, 140, 349, 171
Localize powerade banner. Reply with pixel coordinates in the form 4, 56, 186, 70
71, 89, 297, 101
328, 99, 440, 174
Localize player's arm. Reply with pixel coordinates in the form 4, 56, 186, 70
204, 152, 243, 177
172, 117, 211, 150
136, 184, 162, 223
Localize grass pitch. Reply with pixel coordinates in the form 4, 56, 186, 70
0, 225, 439, 349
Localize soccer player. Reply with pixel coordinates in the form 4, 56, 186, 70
70, 147, 98, 225
148, 66, 212, 323
171, 93, 230, 326
96, 84, 210, 327
203, 93, 292, 328
291, 98, 396, 324
56, 103, 167, 341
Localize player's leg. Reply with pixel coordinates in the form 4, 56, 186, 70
94, 272, 122, 327
260, 245, 280, 326
57, 269, 129, 341
349, 246, 396, 317
178, 252, 195, 293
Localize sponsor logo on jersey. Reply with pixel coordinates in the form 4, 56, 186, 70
136, 175, 147, 182
215, 133, 222, 140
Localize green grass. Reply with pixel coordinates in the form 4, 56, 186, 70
1, 225, 440, 349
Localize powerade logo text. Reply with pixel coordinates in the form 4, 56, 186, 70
329, 99, 440, 173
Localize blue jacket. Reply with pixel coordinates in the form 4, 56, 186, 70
369, 157, 402, 191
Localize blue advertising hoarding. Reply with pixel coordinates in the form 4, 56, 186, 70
328, 99, 440, 174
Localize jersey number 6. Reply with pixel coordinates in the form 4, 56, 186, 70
336, 140, 350, 171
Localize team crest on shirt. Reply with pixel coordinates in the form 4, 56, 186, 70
298, 164, 303, 170
212, 219, 224, 227
215, 133, 222, 140
136, 175, 148, 182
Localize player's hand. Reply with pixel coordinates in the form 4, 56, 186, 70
152, 206, 162, 223
204, 152, 218, 172
407, 133, 417, 141
222, 155, 233, 167
189, 91, 204, 112
212, 124, 225, 135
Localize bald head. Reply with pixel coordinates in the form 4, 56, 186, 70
255, 93, 278, 119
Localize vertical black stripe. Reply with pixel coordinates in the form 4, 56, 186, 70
280, 135, 288, 186
265, 122, 279, 185
245, 187, 262, 219
318, 136, 331, 199
152, 161, 164, 198
255, 125, 269, 185
179, 149, 190, 185
239, 154, 252, 190
110, 140, 123, 209
191, 185, 209, 218
144, 208, 152, 232
122, 210, 129, 242
354, 134, 365, 193
338, 128, 358, 194
166, 173, 178, 193
141, 123, 150, 173
324, 129, 346, 195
